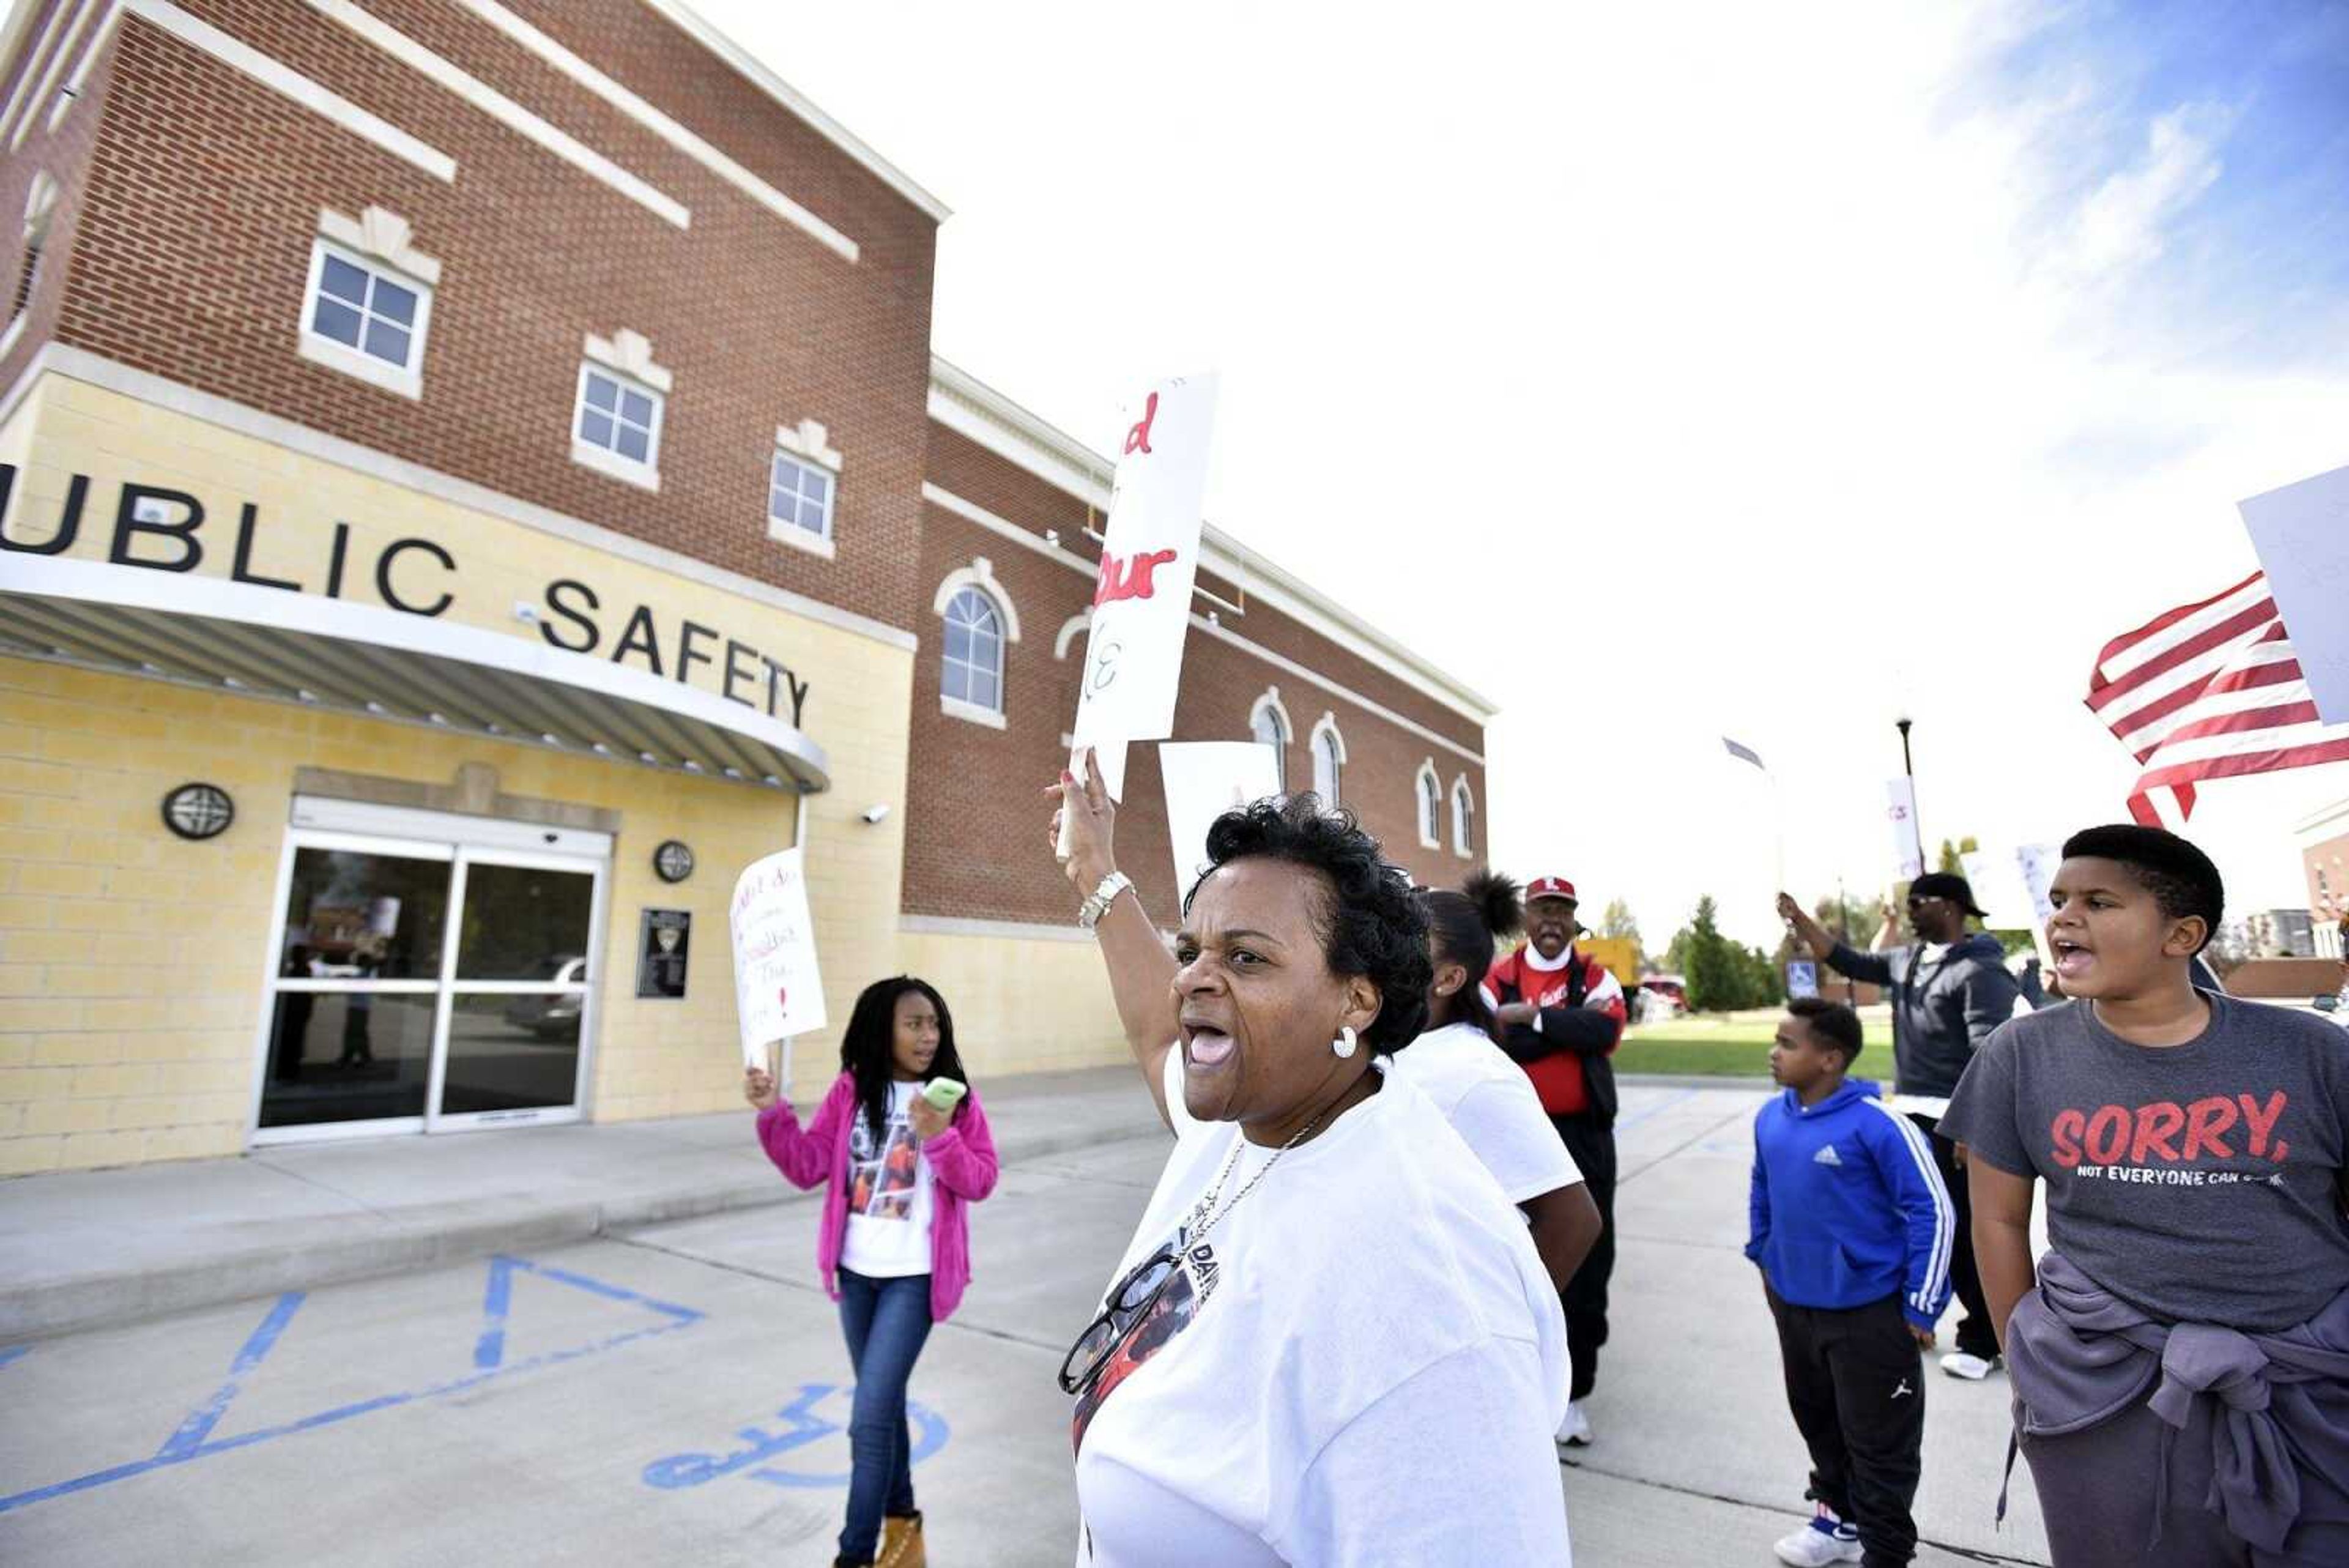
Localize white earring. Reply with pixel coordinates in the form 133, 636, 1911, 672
1332, 1025, 1359, 1060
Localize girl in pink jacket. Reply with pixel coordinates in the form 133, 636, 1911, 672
744, 976, 998, 1568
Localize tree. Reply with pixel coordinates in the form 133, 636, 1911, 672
1677, 896, 1779, 1013
1597, 897, 1645, 967
1935, 835, 1980, 875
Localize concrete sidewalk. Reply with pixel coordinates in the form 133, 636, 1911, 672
0, 1066, 1160, 1344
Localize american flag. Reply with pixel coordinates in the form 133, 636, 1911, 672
2087, 570, 2349, 827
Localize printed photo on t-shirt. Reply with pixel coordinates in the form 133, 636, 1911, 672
848, 1107, 921, 1221
1071, 1229, 1220, 1455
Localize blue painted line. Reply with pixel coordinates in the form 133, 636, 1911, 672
0, 1258, 705, 1518
746, 1397, 949, 1490
475, 1256, 516, 1370
0, 1346, 28, 1371
1613, 1085, 1702, 1134
155, 1292, 305, 1460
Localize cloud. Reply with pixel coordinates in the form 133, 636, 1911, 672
2050, 100, 2232, 281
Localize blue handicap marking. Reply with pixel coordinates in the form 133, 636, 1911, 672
642, 1383, 949, 1492
0, 1254, 703, 1517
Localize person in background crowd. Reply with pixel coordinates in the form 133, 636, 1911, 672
1751, 998, 1953, 1568
745, 977, 1000, 1568
1395, 871, 1603, 1296
1777, 875, 2018, 1381
1051, 753, 1573, 1564
1941, 824, 2349, 1566
1486, 874, 1628, 1447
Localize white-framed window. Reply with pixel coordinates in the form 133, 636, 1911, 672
932, 558, 1020, 729
768, 417, 841, 559
298, 206, 439, 401
1416, 760, 1443, 849
1249, 688, 1291, 794
571, 329, 672, 492
1452, 777, 1476, 857
1310, 713, 1346, 807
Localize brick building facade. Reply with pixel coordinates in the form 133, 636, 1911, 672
0, 0, 1492, 1174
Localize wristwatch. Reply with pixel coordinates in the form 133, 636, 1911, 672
1077, 871, 1134, 931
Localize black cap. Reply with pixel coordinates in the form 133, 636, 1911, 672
1909, 872, 1987, 920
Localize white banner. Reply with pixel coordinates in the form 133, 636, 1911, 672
2240, 463, 2349, 725
1885, 778, 1924, 882
729, 846, 827, 1071
2015, 842, 2059, 926
1159, 740, 1283, 897
1068, 374, 1220, 801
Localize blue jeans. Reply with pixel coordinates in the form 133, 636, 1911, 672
836, 1268, 933, 1562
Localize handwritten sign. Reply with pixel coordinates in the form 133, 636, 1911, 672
1158, 740, 1283, 897
1068, 374, 1219, 802
1885, 778, 1924, 882
730, 847, 826, 1071
2239, 462, 2349, 725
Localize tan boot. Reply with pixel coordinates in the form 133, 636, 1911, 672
878, 1511, 925, 1568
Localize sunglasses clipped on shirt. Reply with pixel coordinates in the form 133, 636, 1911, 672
1058, 1244, 1181, 1395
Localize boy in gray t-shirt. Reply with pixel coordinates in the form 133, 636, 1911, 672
1940, 825, 2349, 1566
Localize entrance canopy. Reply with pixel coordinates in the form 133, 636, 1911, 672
0, 555, 830, 792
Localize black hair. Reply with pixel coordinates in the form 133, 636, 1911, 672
2059, 824, 2224, 954
837, 976, 969, 1144
1787, 996, 1863, 1069
1417, 870, 1523, 1036
1187, 793, 1432, 1055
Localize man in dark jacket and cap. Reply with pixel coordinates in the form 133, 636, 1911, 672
1777, 874, 2021, 1380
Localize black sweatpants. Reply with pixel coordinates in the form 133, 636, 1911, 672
1767, 1287, 1925, 1568
1549, 1110, 1616, 1402
1910, 1113, 1996, 1360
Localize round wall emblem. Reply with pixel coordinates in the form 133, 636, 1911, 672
161, 782, 235, 841
653, 839, 696, 883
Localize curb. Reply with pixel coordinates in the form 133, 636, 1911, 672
0, 1118, 1164, 1344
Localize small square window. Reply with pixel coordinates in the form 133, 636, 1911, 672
768, 448, 837, 546
573, 365, 663, 488
300, 239, 432, 398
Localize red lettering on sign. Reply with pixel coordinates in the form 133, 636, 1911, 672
2182, 1096, 2238, 1160
2082, 1105, 2130, 1167
2050, 1109, 2086, 1169
2130, 1101, 2186, 1164
1123, 391, 1159, 456
1093, 548, 1180, 609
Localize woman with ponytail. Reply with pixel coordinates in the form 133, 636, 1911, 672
1393, 871, 1602, 1307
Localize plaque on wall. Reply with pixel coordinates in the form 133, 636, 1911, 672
636, 908, 692, 999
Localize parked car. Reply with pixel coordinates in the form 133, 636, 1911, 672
504, 956, 587, 1039
1635, 975, 1688, 1020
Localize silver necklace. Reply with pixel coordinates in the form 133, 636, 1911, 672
1181, 1096, 1341, 1243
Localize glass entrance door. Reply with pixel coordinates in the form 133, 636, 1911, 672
254, 814, 607, 1143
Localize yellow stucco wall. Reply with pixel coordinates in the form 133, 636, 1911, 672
894, 927, 1128, 1081
0, 372, 915, 1173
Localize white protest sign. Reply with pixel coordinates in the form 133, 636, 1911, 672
730, 847, 827, 1072
1885, 779, 1924, 881
2014, 842, 2060, 926
1067, 374, 1220, 804
1158, 740, 1283, 897
1959, 847, 2033, 929
2239, 462, 2349, 725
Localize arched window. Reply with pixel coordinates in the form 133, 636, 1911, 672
1249, 688, 1291, 793
1310, 715, 1346, 806
941, 588, 1005, 716
1452, 777, 1476, 856
932, 558, 1021, 728
1416, 760, 1442, 849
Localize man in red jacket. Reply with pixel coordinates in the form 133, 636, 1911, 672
1485, 874, 1627, 1449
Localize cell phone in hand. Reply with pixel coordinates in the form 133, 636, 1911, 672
921, 1077, 968, 1112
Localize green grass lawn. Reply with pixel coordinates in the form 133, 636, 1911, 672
1614, 1025, 1776, 1077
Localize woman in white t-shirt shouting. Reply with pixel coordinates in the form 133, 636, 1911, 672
1049, 750, 1573, 1566
1395, 873, 1602, 1301
744, 977, 999, 1568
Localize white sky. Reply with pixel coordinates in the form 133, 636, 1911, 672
689, 0, 2349, 949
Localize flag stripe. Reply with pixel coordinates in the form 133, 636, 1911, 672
2088, 596, 2279, 712
2090, 571, 2268, 685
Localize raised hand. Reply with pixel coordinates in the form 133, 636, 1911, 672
743, 1066, 779, 1110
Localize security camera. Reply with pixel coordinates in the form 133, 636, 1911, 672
861, 804, 891, 825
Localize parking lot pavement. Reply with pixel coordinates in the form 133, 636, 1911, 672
0, 1084, 2052, 1566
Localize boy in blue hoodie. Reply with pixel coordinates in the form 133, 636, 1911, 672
1749, 997, 1954, 1567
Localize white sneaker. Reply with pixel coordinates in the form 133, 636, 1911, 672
1554, 1399, 1594, 1451
1773, 1514, 1863, 1566
1940, 1351, 2002, 1381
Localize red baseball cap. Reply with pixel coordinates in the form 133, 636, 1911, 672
1525, 875, 1578, 904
